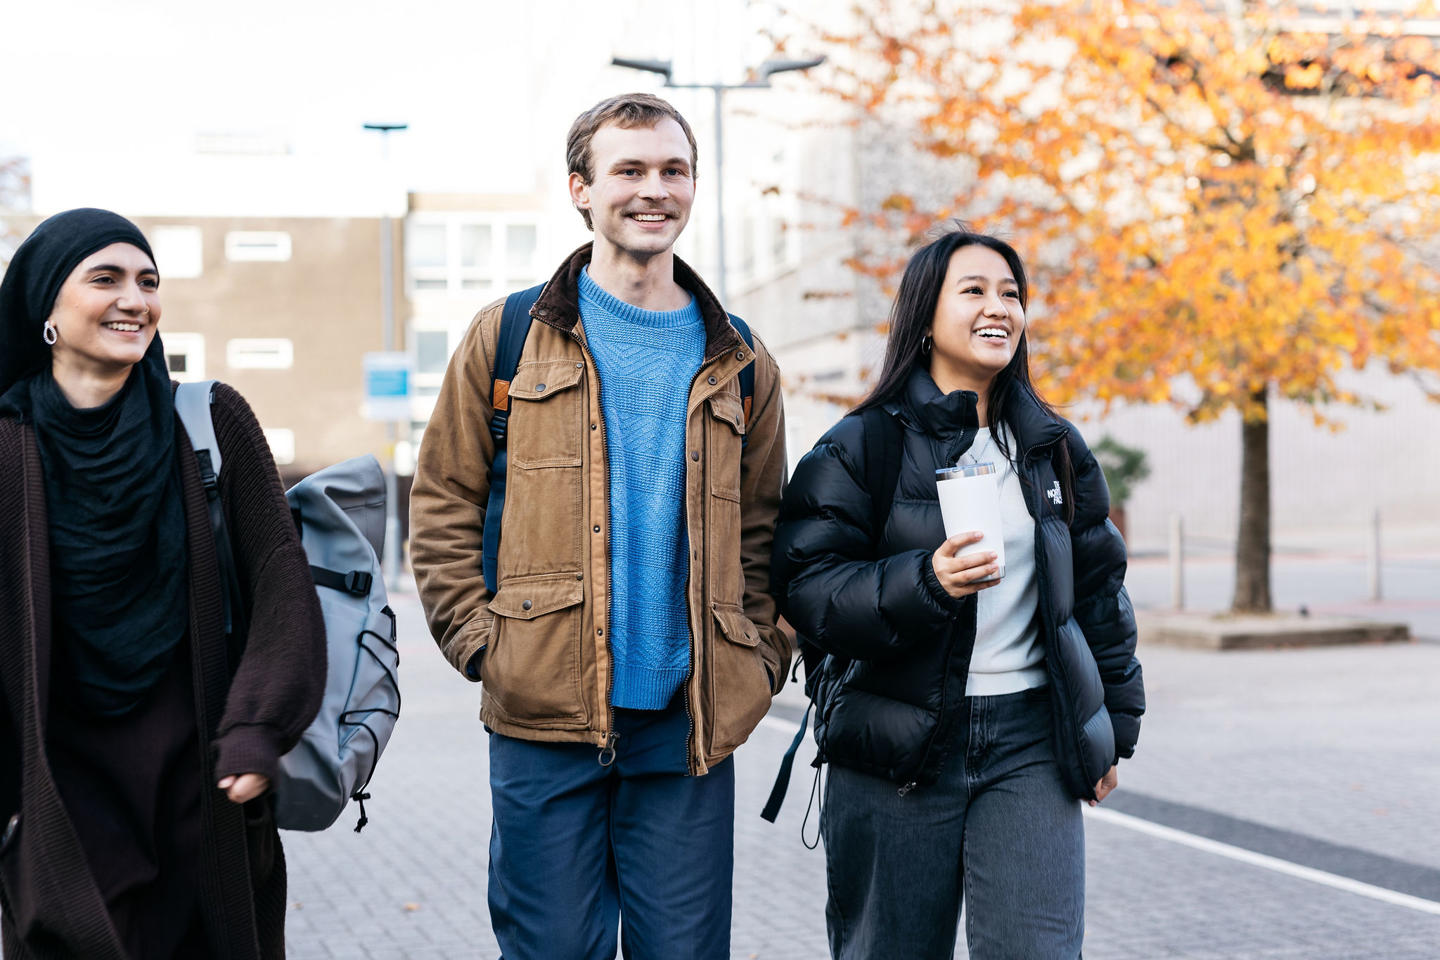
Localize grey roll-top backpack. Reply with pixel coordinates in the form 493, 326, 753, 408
174, 380, 401, 832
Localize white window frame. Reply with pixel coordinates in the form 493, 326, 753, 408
226, 338, 294, 370
405, 214, 543, 297
163, 332, 206, 382
150, 225, 204, 279
225, 231, 292, 262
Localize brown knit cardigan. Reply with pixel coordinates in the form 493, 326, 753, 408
0, 382, 326, 960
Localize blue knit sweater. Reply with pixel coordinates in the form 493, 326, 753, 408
578, 267, 706, 709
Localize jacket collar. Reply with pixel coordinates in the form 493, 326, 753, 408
891, 365, 1068, 460
893, 366, 979, 446
1005, 386, 1069, 460
530, 243, 743, 362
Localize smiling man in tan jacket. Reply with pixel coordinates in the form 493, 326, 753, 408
410, 93, 789, 960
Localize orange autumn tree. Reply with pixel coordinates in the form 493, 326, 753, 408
817, 0, 1440, 612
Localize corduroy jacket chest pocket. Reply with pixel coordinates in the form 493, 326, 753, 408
500, 357, 586, 582
508, 360, 585, 469
706, 392, 744, 502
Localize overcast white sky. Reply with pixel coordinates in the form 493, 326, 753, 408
2, 0, 771, 215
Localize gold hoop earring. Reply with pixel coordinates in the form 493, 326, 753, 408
42, 320, 58, 346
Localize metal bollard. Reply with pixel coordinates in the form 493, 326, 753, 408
1169, 513, 1185, 611
1367, 508, 1382, 602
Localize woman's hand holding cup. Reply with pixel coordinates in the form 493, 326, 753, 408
932, 531, 1002, 599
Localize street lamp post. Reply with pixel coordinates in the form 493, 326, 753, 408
610, 57, 825, 305
363, 122, 408, 586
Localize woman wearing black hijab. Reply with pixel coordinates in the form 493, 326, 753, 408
0, 209, 326, 959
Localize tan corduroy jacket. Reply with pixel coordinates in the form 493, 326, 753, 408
410, 244, 790, 775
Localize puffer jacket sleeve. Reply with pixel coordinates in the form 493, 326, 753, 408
1067, 431, 1145, 760
771, 415, 958, 661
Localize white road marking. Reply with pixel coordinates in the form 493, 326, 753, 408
1085, 806, 1440, 916
761, 714, 1440, 916
759, 715, 803, 736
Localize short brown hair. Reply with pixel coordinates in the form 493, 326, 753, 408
566, 93, 699, 230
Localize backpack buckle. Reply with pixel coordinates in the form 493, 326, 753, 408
345, 571, 373, 595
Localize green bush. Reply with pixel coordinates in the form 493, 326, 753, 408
1093, 435, 1150, 507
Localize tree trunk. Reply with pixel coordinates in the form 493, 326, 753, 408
1233, 390, 1272, 612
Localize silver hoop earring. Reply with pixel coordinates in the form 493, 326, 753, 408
921, 334, 933, 355
42, 320, 58, 346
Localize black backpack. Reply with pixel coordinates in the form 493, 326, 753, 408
482, 283, 758, 594
761, 404, 903, 823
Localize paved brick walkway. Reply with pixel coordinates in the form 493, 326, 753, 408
282, 571, 1440, 959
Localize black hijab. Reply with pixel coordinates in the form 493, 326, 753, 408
0, 208, 189, 717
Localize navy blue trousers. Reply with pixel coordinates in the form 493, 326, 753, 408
487, 697, 735, 960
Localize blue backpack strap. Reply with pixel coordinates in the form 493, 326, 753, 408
760, 699, 813, 823
482, 283, 546, 595
727, 314, 756, 446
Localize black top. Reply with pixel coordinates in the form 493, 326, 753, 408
47, 642, 204, 958
0, 207, 186, 717
5, 355, 191, 718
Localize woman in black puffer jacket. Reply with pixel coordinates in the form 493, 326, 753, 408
772, 226, 1143, 960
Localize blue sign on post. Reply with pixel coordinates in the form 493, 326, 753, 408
363, 352, 412, 421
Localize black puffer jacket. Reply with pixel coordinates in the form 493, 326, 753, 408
772, 368, 1144, 799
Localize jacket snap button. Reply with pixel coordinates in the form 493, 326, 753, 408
535, 383, 546, 392
690, 450, 700, 461
591, 423, 598, 431
736, 350, 745, 360
522, 600, 533, 611
708, 376, 718, 385
593, 525, 601, 533
597, 627, 604, 636
575, 362, 583, 369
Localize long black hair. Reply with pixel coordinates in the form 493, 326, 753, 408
856, 223, 1074, 520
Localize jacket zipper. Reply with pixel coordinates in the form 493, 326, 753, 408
1023, 437, 1090, 792
678, 353, 736, 775
680, 361, 717, 776
899, 418, 986, 795
897, 603, 963, 797
570, 328, 618, 762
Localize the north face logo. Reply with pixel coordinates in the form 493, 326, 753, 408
1047, 481, 1063, 506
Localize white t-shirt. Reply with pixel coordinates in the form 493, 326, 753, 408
960, 426, 1047, 696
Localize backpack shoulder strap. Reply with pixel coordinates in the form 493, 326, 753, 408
174, 380, 221, 484
860, 405, 903, 543
173, 380, 247, 653
482, 283, 546, 595
727, 314, 757, 429
489, 283, 546, 439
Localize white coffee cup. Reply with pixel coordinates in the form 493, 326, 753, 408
935, 463, 1005, 580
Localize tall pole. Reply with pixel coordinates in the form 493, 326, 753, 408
364, 123, 407, 587
713, 85, 728, 304
608, 57, 824, 309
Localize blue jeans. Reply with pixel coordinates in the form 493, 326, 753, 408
821, 686, 1084, 959
487, 696, 735, 960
